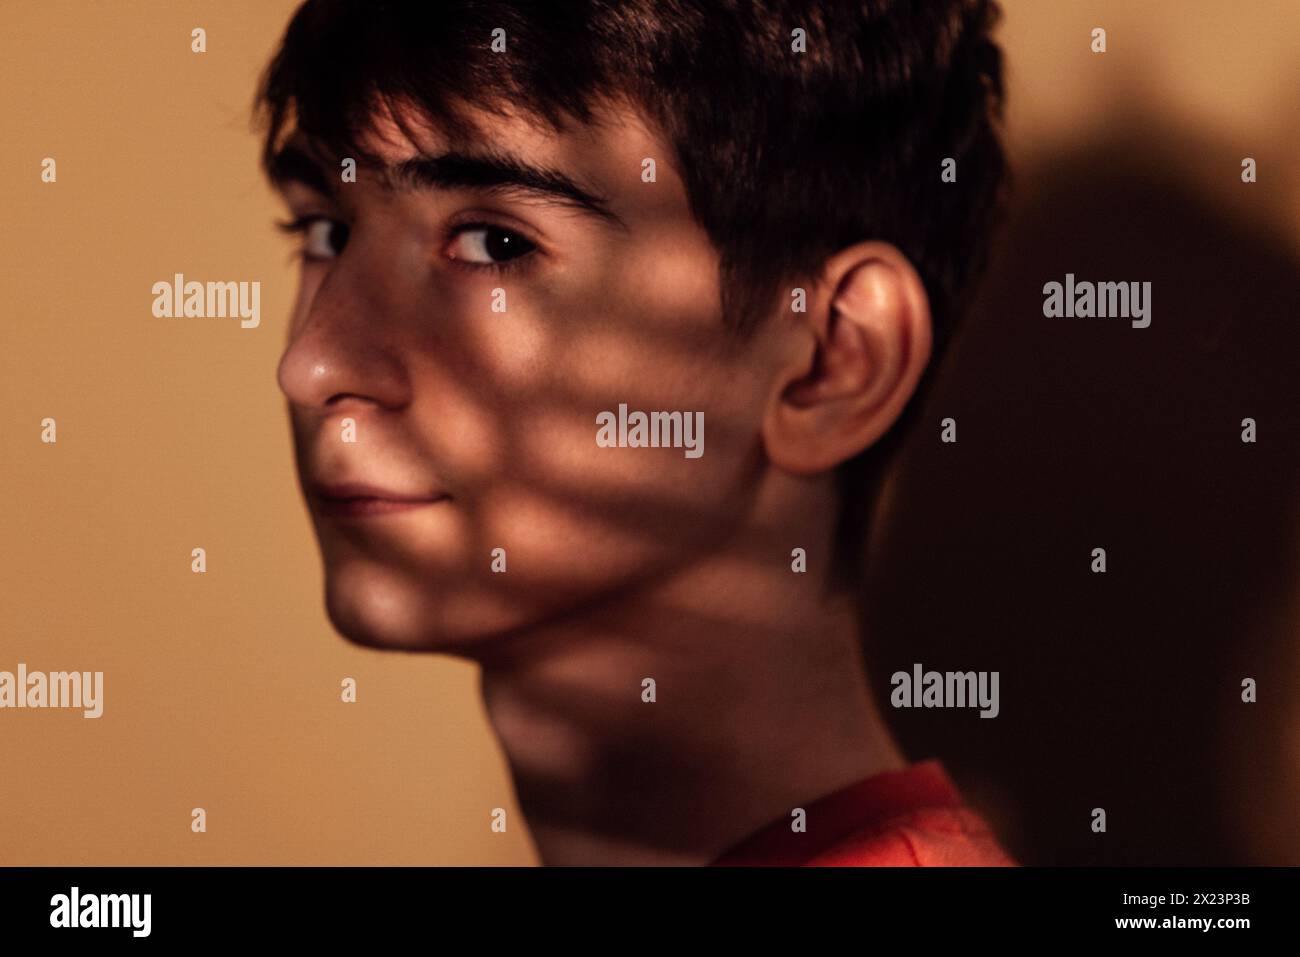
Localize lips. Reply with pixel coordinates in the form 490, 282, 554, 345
309, 481, 449, 518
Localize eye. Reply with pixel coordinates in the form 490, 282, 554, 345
278, 215, 349, 261
447, 224, 537, 266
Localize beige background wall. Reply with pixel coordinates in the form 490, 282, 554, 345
2, 1, 1296, 865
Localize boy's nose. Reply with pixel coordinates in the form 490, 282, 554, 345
276, 264, 412, 412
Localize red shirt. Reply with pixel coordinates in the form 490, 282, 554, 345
709, 760, 1016, 866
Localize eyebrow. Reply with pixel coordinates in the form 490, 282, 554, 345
390, 151, 625, 228
267, 142, 626, 229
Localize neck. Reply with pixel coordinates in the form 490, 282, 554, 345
476, 535, 905, 866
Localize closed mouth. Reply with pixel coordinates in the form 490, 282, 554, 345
310, 483, 450, 519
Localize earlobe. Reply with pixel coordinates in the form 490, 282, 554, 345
763, 242, 932, 475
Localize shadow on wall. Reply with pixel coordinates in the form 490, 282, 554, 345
863, 122, 1300, 866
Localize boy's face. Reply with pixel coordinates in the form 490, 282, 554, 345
273, 99, 785, 654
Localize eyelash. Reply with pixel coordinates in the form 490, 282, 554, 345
275, 215, 319, 232
275, 215, 336, 264
273, 215, 539, 274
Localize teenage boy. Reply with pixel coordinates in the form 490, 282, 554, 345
259, 0, 1013, 866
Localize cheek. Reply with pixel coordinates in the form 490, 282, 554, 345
409, 292, 766, 596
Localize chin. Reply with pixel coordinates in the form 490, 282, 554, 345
319, 558, 551, 657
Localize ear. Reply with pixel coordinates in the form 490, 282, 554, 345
762, 241, 932, 475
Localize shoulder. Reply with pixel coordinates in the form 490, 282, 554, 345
803, 805, 1017, 867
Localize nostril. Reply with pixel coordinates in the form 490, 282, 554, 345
324, 391, 375, 407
